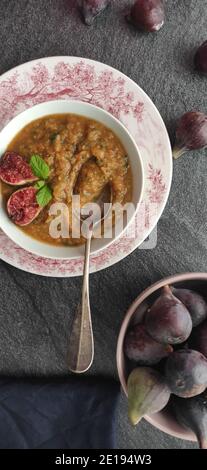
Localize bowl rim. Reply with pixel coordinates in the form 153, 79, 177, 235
0, 99, 144, 259
116, 272, 207, 442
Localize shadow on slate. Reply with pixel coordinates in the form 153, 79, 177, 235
0, 376, 120, 449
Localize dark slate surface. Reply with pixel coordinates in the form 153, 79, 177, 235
1, 0, 207, 449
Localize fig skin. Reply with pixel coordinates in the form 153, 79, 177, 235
145, 285, 192, 345
190, 320, 207, 358
7, 186, 42, 226
127, 367, 170, 425
0, 152, 38, 186
127, 0, 165, 33
124, 324, 173, 365
173, 111, 207, 159
194, 40, 207, 75
78, 0, 111, 25
172, 391, 207, 449
171, 287, 207, 327
165, 349, 207, 398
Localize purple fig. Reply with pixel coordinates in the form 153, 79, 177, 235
124, 324, 173, 365
173, 111, 207, 159
7, 186, 42, 226
127, 0, 165, 32
171, 287, 207, 327
131, 302, 149, 326
0, 152, 38, 186
173, 391, 207, 449
127, 367, 170, 425
194, 40, 207, 75
145, 285, 192, 345
78, 0, 111, 25
165, 349, 207, 398
190, 320, 207, 358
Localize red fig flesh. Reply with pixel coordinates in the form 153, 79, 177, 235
0, 152, 37, 186
7, 187, 42, 226
173, 111, 207, 159
78, 0, 111, 25
128, 0, 165, 32
194, 40, 207, 75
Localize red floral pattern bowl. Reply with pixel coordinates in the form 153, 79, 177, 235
0, 57, 172, 276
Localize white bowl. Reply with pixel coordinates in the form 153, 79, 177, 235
0, 100, 144, 259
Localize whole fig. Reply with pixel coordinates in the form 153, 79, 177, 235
194, 40, 207, 75
127, 0, 165, 33
171, 286, 207, 327
173, 111, 207, 159
145, 285, 192, 345
165, 349, 207, 398
127, 367, 170, 425
190, 320, 207, 358
173, 391, 207, 449
78, 0, 111, 25
124, 324, 173, 365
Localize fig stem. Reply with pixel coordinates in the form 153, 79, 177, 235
163, 285, 172, 294
172, 146, 186, 159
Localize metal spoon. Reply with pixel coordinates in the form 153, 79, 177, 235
68, 183, 112, 373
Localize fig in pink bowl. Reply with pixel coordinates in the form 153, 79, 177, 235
189, 320, 207, 358
165, 349, 207, 398
0, 152, 38, 186
124, 323, 173, 365
171, 287, 207, 327
145, 285, 192, 345
128, 367, 170, 425
172, 391, 207, 449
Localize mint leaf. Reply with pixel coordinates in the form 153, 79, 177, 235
30, 155, 50, 179
34, 180, 45, 190
36, 185, 52, 208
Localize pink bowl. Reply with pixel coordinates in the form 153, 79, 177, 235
116, 272, 207, 442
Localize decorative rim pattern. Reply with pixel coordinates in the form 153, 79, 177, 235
0, 57, 172, 277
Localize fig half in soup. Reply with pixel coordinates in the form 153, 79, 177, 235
7, 186, 42, 226
0, 152, 38, 186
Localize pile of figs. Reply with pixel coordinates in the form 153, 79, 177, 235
124, 285, 207, 449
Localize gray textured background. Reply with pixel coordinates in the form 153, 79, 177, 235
0, 0, 207, 449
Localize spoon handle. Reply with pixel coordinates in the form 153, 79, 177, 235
68, 234, 94, 373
